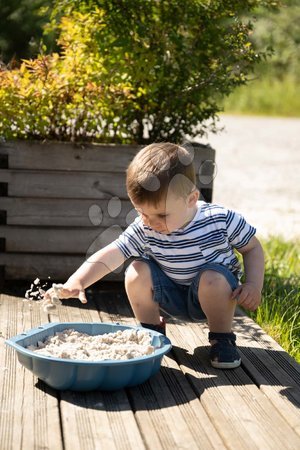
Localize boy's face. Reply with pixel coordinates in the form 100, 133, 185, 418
133, 190, 199, 234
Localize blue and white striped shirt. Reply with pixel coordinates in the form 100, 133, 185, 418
114, 201, 256, 285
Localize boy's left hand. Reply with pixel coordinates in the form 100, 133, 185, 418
232, 282, 262, 311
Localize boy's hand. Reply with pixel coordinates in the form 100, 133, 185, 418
232, 282, 262, 311
44, 281, 87, 304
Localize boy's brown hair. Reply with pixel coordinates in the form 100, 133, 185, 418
126, 142, 196, 205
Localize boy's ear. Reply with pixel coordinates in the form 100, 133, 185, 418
187, 189, 199, 207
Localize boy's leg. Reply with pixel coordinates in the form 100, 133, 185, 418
197, 270, 236, 334
125, 260, 161, 326
125, 258, 193, 335
197, 269, 241, 369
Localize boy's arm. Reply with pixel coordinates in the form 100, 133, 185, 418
232, 236, 265, 311
45, 243, 126, 303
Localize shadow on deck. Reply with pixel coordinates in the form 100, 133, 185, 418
0, 281, 299, 450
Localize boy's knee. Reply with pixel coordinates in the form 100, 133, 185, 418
125, 260, 152, 289
198, 270, 231, 295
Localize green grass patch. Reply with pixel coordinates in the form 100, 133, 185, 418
247, 237, 300, 362
223, 77, 300, 118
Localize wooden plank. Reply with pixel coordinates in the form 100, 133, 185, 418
170, 318, 300, 450
110, 295, 298, 449
232, 315, 300, 435
234, 314, 300, 378
0, 225, 127, 254
0, 141, 215, 182
0, 167, 213, 199
0, 253, 126, 281
60, 389, 146, 450
0, 169, 128, 199
47, 295, 102, 324
1, 197, 135, 227
0, 289, 299, 450
95, 295, 196, 449
94, 292, 226, 450
48, 295, 146, 450
0, 294, 63, 450
0, 141, 141, 172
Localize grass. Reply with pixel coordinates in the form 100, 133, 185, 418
223, 76, 300, 118
246, 237, 300, 362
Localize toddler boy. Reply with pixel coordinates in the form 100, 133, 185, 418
46, 142, 264, 369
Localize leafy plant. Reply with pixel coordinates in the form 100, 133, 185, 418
223, 0, 300, 116
0, 0, 280, 144
249, 0, 300, 81
249, 238, 300, 362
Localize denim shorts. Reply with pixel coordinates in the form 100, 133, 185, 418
136, 258, 239, 321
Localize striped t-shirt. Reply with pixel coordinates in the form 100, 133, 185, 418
114, 201, 256, 285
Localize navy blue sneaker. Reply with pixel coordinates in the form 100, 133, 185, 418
209, 332, 241, 369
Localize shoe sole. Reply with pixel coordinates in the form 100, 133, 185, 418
211, 359, 241, 369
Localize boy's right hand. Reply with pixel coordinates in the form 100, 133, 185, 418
44, 281, 88, 304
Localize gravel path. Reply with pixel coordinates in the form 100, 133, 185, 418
198, 115, 300, 240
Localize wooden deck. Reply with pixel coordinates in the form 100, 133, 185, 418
0, 284, 299, 450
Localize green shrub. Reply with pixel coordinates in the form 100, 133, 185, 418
0, 0, 279, 144
223, 0, 300, 117
249, 238, 299, 362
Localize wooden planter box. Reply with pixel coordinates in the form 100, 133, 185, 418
0, 141, 215, 282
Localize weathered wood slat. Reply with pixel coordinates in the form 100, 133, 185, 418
48, 296, 146, 450
68, 389, 146, 450
0, 291, 299, 450
174, 319, 300, 450
234, 314, 300, 379
166, 325, 270, 450
233, 315, 300, 435
0, 167, 213, 199
0, 141, 141, 172
1, 197, 134, 227
0, 225, 127, 254
106, 292, 299, 448
0, 141, 215, 178
0, 141, 215, 281
0, 253, 126, 281
94, 292, 224, 450
0, 294, 63, 450
0, 169, 128, 199
48, 295, 101, 324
